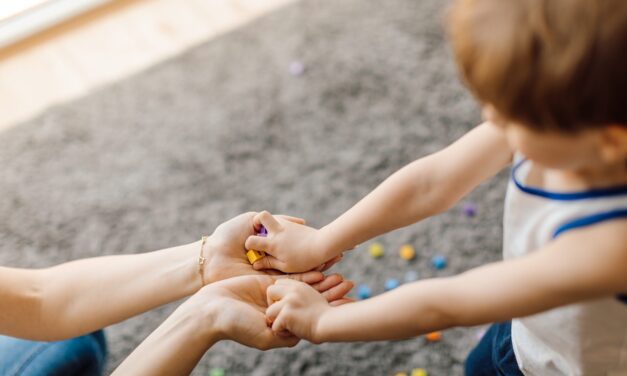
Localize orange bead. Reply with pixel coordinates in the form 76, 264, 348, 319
425, 331, 442, 342
399, 244, 415, 260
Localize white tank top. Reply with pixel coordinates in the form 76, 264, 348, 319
503, 157, 627, 376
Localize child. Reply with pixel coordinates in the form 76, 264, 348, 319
245, 0, 627, 375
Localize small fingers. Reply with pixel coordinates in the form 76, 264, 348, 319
271, 313, 287, 333
275, 329, 295, 339
253, 255, 287, 271
245, 236, 271, 253
266, 283, 291, 306
276, 214, 306, 225
265, 300, 285, 324
258, 329, 299, 350
254, 211, 282, 233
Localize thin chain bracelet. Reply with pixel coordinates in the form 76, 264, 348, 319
198, 236, 208, 286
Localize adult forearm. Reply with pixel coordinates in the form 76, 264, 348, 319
317, 278, 455, 342
321, 155, 445, 255
113, 298, 216, 376
34, 241, 202, 340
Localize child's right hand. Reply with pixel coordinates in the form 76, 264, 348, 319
265, 279, 338, 343
245, 211, 340, 273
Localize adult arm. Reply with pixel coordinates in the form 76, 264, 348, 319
113, 274, 353, 375
0, 212, 334, 340
0, 243, 200, 341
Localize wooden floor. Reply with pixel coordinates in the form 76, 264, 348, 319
0, 0, 296, 131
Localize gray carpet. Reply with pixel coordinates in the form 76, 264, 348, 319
0, 0, 508, 374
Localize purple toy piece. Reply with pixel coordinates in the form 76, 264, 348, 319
462, 202, 477, 217
289, 61, 305, 76
257, 225, 268, 237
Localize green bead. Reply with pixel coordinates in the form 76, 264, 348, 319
209, 368, 225, 376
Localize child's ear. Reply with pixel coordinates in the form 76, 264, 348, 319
599, 125, 627, 163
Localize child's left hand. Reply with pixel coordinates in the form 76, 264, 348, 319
265, 279, 348, 343
245, 211, 341, 273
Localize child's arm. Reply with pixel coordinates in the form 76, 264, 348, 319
266, 220, 627, 342
247, 121, 513, 272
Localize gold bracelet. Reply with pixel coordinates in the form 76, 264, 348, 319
198, 236, 208, 286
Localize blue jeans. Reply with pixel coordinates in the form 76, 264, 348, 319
465, 322, 524, 376
0, 331, 107, 376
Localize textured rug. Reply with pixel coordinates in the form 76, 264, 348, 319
0, 0, 508, 374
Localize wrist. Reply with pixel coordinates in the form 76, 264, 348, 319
188, 238, 213, 289
317, 226, 342, 260
171, 294, 221, 347
184, 289, 224, 343
312, 307, 334, 343
199, 235, 219, 285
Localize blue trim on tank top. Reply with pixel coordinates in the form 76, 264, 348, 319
552, 208, 627, 305
511, 159, 627, 200
552, 208, 627, 238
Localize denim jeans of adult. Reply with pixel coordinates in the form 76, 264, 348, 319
0, 330, 107, 376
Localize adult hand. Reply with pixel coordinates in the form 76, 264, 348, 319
203, 212, 342, 284
191, 273, 352, 350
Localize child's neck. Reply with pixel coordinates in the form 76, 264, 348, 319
543, 160, 627, 192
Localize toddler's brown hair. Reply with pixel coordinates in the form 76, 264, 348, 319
447, 0, 627, 132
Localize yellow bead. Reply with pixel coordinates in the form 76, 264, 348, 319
411, 368, 428, 376
246, 249, 266, 264
368, 242, 384, 258
399, 244, 415, 260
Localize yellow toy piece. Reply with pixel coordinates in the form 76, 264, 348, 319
246, 249, 266, 264
399, 244, 415, 260
368, 242, 384, 258
411, 368, 428, 376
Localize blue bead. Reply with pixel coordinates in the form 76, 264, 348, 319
404, 270, 419, 283
357, 284, 371, 299
384, 278, 400, 291
431, 255, 447, 270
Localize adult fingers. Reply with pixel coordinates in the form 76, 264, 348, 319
320, 254, 343, 272
253, 211, 282, 233
321, 280, 354, 302
311, 273, 343, 292
329, 298, 355, 306
275, 271, 324, 284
